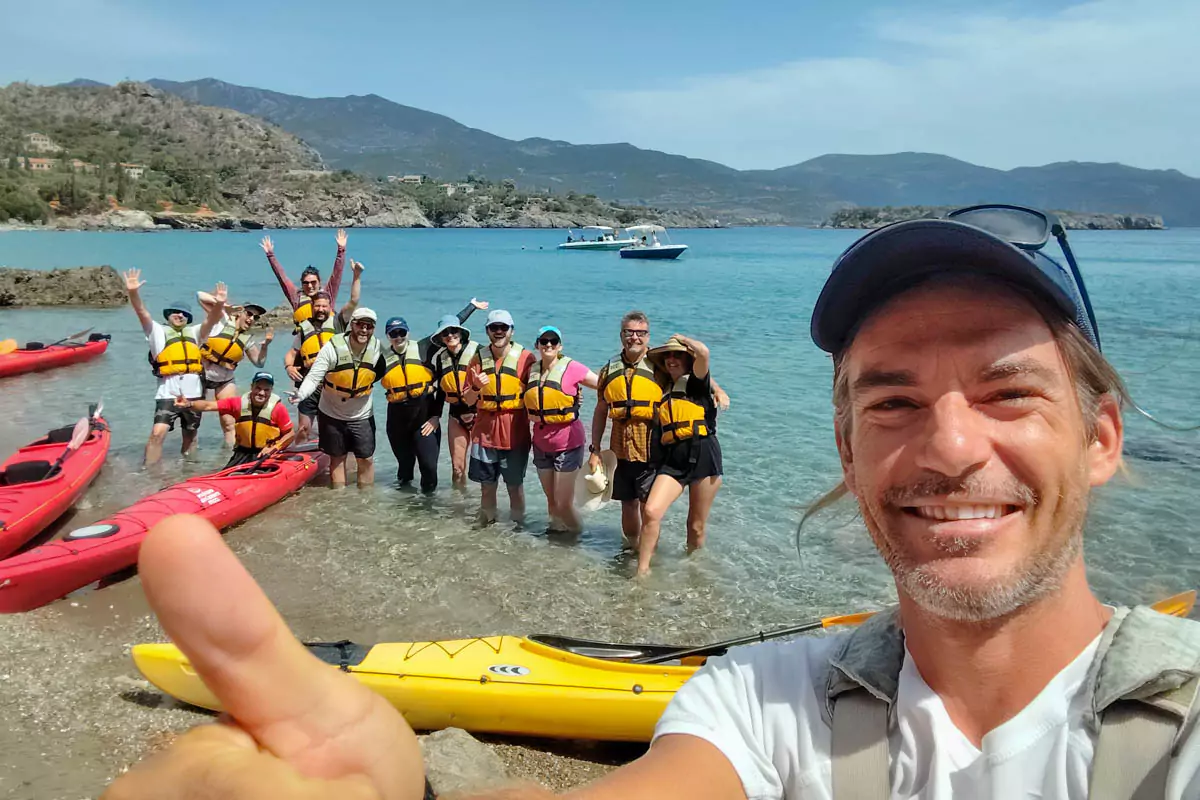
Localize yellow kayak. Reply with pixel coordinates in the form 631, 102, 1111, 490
132, 590, 1195, 743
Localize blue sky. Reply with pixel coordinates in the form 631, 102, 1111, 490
2, 0, 1197, 174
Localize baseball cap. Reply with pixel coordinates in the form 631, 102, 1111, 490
350, 307, 377, 324
486, 309, 515, 328
810, 218, 1098, 354
251, 370, 275, 386
384, 316, 410, 334
536, 325, 562, 342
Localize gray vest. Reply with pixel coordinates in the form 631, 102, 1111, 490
824, 606, 1200, 800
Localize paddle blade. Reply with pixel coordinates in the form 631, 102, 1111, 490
67, 416, 90, 451
92, 400, 104, 421
0, 339, 16, 355
821, 611, 876, 629
1151, 590, 1196, 619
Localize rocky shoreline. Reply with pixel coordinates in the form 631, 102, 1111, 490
823, 205, 1166, 230
0, 265, 126, 307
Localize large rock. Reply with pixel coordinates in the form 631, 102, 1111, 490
419, 728, 512, 796
0, 266, 126, 307
245, 184, 432, 229
54, 210, 158, 231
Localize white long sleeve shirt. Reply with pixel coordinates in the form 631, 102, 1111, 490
295, 337, 379, 421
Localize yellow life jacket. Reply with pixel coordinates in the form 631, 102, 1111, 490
477, 343, 525, 412
151, 325, 203, 377
234, 394, 283, 450
380, 340, 434, 404
297, 317, 336, 370
435, 341, 480, 405
293, 295, 313, 326
658, 375, 709, 446
601, 354, 662, 421
523, 356, 579, 425
322, 333, 381, 400
200, 323, 250, 369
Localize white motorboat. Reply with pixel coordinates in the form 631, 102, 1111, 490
557, 225, 636, 251
619, 225, 689, 260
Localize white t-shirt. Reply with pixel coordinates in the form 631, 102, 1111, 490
144, 320, 204, 400
654, 632, 1200, 799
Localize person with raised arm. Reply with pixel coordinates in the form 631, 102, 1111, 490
260, 228, 348, 327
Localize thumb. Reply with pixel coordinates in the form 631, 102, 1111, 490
138, 515, 424, 800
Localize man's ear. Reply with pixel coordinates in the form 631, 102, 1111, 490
836, 423, 858, 496
1087, 394, 1124, 487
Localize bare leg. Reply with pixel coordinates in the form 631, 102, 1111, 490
685, 476, 722, 553
144, 423, 170, 466
537, 468, 562, 530
507, 484, 526, 523
621, 500, 643, 549
215, 382, 239, 447
637, 474, 685, 577
480, 482, 499, 524
448, 417, 470, 488
553, 469, 582, 533
329, 455, 348, 488
180, 427, 199, 456
356, 457, 374, 488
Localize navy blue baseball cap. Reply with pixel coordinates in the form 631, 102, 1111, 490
810, 218, 1099, 354
384, 316, 410, 334
250, 370, 275, 386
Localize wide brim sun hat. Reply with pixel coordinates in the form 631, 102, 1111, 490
576, 449, 618, 512
645, 336, 692, 372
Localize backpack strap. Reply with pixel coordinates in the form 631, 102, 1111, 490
831, 689, 890, 800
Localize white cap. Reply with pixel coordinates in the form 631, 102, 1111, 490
350, 307, 377, 323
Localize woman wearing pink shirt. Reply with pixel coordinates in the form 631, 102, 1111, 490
522, 325, 599, 533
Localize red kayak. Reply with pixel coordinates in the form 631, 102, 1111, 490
0, 415, 111, 559
0, 446, 327, 613
0, 335, 111, 379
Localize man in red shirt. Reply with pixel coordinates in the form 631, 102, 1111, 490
175, 371, 294, 468
462, 310, 535, 525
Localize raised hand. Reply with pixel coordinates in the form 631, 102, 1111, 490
335, 229, 348, 248
351, 260, 365, 276
470, 298, 489, 310
123, 268, 145, 292
213, 282, 228, 306
102, 516, 424, 799
259, 236, 274, 255
263, 329, 275, 344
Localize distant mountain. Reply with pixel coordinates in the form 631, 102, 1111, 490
142, 78, 1200, 225
57, 78, 108, 88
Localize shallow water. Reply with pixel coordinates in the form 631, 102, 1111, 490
0, 226, 1197, 644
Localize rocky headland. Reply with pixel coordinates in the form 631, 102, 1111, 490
0, 265, 126, 306
823, 205, 1165, 230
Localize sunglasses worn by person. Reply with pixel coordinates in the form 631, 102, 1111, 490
948, 204, 1100, 349
353, 321, 375, 329
388, 329, 407, 338
488, 324, 511, 333
301, 279, 320, 286
537, 337, 560, 347
622, 328, 650, 339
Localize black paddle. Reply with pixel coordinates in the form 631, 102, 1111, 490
46, 327, 95, 348
632, 611, 874, 665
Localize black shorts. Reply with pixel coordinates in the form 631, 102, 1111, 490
297, 389, 321, 419
657, 436, 723, 486
317, 412, 376, 459
224, 447, 260, 469
203, 375, 235, 395
153, 398, 201, 432
612, 458, 656, 503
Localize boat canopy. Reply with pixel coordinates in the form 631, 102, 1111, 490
624, 224, 666, 235
581, 225, 615, 232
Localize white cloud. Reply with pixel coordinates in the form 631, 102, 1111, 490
594, 1, 1200, 173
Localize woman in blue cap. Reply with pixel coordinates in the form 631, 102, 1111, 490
522, 325, 600, 532
379, 298, 488, 491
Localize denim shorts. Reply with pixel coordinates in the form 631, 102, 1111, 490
468, 443, 530, 486
533, 444, 586, 473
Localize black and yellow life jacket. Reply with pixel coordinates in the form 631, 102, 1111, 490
380, 340, 434, 404
477, 343, 525, 412
293, 295, 313, 326
523, 356, 579, 425
234, 394, 283, 450
601, 354, 662, 421
658, 375, 709, 445
297, 317, 336, 370
200, 323, 251, 369
322, 333, 381, 401
435, 341, 480, 405
150, 325, 203, 377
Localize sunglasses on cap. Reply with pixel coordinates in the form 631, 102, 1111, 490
621, 328, 649, 339
537, 336, 561, 347
487, 323, 511, 333
947, 204, 1099, 349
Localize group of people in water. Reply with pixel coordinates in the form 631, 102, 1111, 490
124, 230, 729, 575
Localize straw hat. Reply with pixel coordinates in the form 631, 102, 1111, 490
645, 336, 693, 372
576, 449, 617, 511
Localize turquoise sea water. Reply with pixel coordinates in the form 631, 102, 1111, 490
0, 227, 1197, 643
